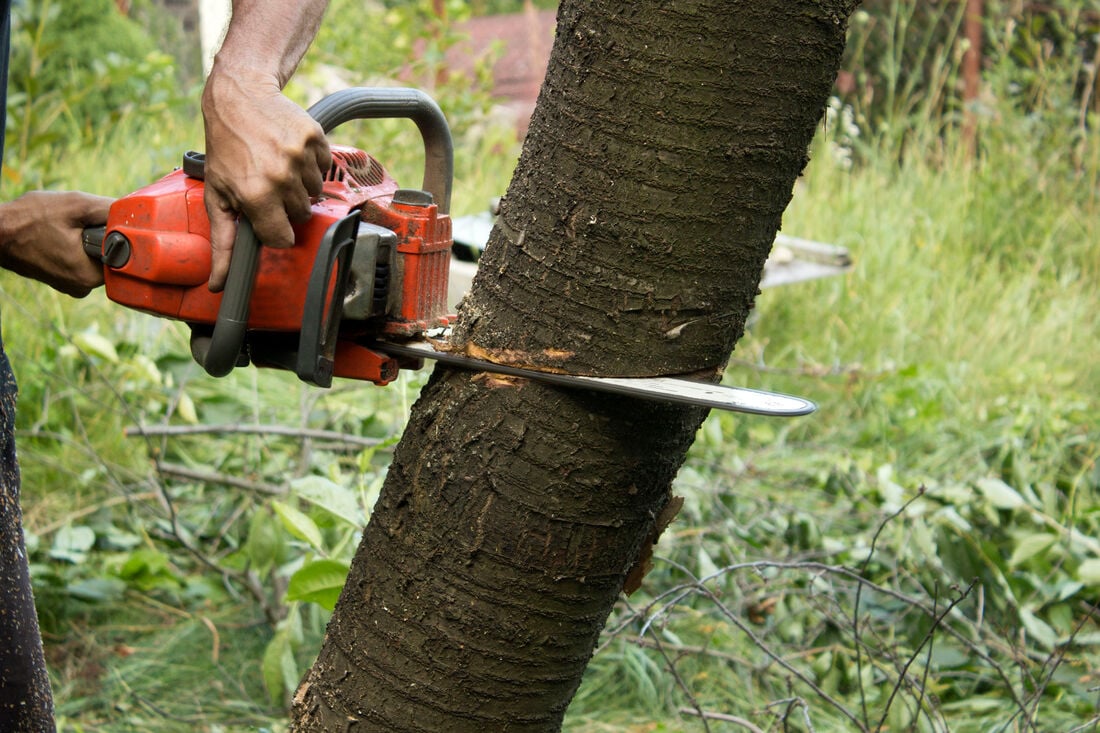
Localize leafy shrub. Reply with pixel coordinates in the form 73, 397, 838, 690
4, 0, 187, 190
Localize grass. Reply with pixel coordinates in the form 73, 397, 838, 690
560, 98, 1100, 730
3, 3, 1099, 731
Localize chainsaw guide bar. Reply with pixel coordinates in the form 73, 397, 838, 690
372, 340, 817, 417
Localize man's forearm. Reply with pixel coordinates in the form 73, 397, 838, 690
211, 0, 329, 88
198, 0, 332, 290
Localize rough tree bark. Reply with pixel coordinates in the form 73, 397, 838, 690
292, 1, 858, 730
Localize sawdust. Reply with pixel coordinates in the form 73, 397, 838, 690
463, 342, 575, 373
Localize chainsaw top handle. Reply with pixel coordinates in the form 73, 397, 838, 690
306, 87, 453, 214
197, 87, 454, 378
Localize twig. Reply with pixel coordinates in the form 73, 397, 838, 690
200, 615, 221, 665
915, 585, 939, 731
688, 582, 867, 731
153, 461, 285, 495
875, 580, 974, 733
34, 491, 159, 535
854, 488, 925, 727
126, 422, 385, 449
642, 624, 711, 733
1013, 598, 1100, 732
612, 557, 1031, 722
621, 634, 753, 668
678, 708, 765, 733
764, 696, 816, 733
147, 473, 278, 619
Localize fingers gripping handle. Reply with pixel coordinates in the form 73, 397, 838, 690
192, 218, 262, 377
198, 87, 453, 379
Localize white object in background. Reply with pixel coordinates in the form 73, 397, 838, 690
200, 0, 232, 75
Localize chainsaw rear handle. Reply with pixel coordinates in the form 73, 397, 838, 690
306, 87, 453, 214
78, 163, 258, 378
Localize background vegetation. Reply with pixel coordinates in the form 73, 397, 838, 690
2, 0, 1097, 730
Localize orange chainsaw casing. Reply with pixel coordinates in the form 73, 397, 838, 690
99, 145, 452, 384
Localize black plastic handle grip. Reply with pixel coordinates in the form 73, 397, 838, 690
306, 87, 453, 214
194, 218, 262, 377
82, 226, 106, 260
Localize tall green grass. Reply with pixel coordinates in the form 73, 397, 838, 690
566, 5, 1100, 731
3, 2, 1099, 731
564, 132, 1100, 727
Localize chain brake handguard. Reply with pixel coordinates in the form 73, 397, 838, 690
242, 210, 361, 387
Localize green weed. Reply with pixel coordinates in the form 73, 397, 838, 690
3, 1, 1098, 731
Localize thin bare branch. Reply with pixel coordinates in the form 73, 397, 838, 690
678, 707, 765, 733
126, 422, 386, 449
153, 461, 286, 495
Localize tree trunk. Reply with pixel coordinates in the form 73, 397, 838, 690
292, 1, 857, 730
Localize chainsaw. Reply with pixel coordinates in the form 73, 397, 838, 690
82, 87, 814, 418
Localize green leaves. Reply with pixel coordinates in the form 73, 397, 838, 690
976, 476, 1026, 510
286, 559, 350, 611
291, 475, 366, 526
262, 627, 300, 707
49, 524, 96, 564
272, 501, 326, 554
1077, 559, 1100, 586
1008, 532, 1057, 567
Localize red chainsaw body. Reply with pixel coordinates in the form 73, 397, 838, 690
99, 145, 452, 384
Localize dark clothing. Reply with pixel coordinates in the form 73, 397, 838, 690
0, 0, 6, 163
0, 343, 53, 732
0, 1, 57, 729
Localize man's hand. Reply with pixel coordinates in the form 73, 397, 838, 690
199, 0, 332, 292
201, 69, 330, 292
0, 191, 112, 298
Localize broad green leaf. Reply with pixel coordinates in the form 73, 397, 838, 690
1008, 532, 1057, 567
1069, 632, 1100, 646
928, 645, 969, 669
72, 330, 119, 363
976, 477, 1025, 510
176, 391, 198, 424
66, 577, 125, 603
272, 500, 325, 553
941, 696, 1008, 714
1019, 607, 1057, 650
292, 476, 364, 525
50, 525, 96, 564
131, 353, 162, 384
1055, 580, 1084, 602
118, 547, 169, 579
245, 510, 287, 574
100, 524, 141, 550
695, 545, 720, 579
286, 558, 350, 611
875, 463, 905, 510
1077, 558, 1100, 585
261, 630, 296, 705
